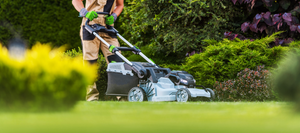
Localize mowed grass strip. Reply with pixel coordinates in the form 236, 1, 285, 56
0, 102, 299, 133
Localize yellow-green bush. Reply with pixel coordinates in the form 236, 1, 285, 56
0, 43, 97, 112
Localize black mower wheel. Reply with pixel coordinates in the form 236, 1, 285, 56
176, 88, 191, 102
128, 87, 147, 102
206, 88, 215, 101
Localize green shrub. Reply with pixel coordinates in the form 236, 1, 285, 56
0, 0, 82, 49
182, 33, 298, 88
64, 47, 83, 58
0, 43, 97, 112
272, 48, 300, 110
119, 0, 245, 62
213, 66, 274, 101
95, 54, 109, 101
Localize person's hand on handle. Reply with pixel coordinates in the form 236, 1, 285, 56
105, 0, 124, 25
72, 0, 98, 21
105, 13, 117, 25
80, 8, 98, 21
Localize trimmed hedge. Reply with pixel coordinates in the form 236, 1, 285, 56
182, 33, 300, 88
0, 43, 97, 112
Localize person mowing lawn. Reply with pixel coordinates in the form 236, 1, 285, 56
72, 0, 124, 101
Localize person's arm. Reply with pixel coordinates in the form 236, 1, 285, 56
112, 0, 124, 16
72, 0, 98, 21
106, 0, 124, 24
72, 0, 85, 12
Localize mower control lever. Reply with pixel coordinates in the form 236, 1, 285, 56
85, 21, 118, 35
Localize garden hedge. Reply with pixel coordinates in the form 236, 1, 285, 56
0, 0, 82, 49
183, 33, 300, 88
0, 43, 97, 112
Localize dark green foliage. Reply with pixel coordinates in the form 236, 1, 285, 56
96, 54, 109, 101
214, 66, 274, 101
119, 0, 245, 62
272, 48, 300, 110
0, 0, 82, 49
125, 45, 183, 65
160, 64, 182, 71
182, 33, 295, 88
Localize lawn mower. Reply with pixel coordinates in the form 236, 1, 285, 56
85, 12, 215, 102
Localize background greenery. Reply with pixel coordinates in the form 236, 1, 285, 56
0, 0, 246, 63
0, 0, 82, 49
119, 0, 245, 64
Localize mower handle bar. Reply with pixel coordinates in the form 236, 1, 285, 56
84, 12, 118, 36
85, 12, 110, 28
96, 12, 110, 15
84, 12, 157, 67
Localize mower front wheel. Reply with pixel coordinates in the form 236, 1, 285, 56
128, 87, 147, 102
176, 88, 191, 102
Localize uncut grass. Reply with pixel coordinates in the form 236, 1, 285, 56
0, 102, 299, 133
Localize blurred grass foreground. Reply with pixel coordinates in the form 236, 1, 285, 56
0, 102, 300, 133
0, 43, 97, 111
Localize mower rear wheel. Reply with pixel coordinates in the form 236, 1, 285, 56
176, 88, 191, 102
206, 88, 215, 101
128, 87, 147, 102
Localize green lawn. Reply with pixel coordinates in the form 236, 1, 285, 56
0, 101, 299, 133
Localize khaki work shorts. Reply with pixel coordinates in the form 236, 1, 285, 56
80, 26, 120, 64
